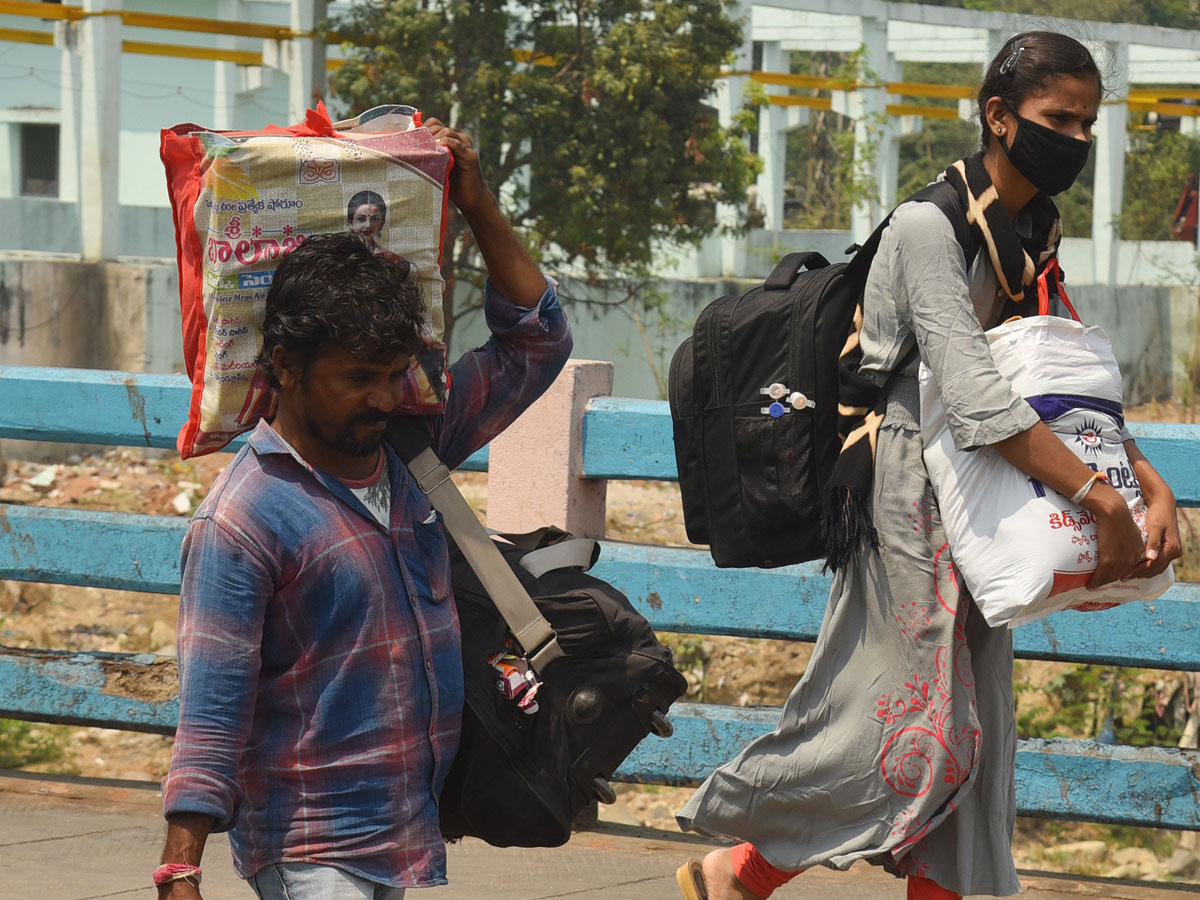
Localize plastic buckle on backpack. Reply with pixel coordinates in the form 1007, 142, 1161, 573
526, 634, 565, 675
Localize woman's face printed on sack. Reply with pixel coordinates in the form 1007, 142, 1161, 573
350, 204, 385, 239
347, 190, 388, 241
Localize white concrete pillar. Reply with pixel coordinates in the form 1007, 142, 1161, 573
54, 20, 81, 205
212, 0, 245, 131
716, 0, 753, 275
875, 104, 900, 211
1092, 41, 1129, 287
986, 29, 1009, 72
848, 16, 899, 244
756, 41, 788, 231
79, 0, 121, 260
487, 360, 614, 539
288, 0, 327, 121
972, 29, 1009, 150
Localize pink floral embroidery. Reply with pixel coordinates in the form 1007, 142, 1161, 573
895, 601, 933, 643
933, 542, 958, 615
908, 499, 934, 537
877, 544, 981, 806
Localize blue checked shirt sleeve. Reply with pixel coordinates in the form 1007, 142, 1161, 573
162, 515, 272, 831
433, 278, 572, 468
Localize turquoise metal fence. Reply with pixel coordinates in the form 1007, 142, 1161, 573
1, 366, 1199, 829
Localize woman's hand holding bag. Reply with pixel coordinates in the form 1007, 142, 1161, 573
1127, 444, 1185, 579
1083, 477, 1152, 589
920, 295, 1179, 627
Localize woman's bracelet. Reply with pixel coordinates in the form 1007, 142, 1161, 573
1070, 472, 1110, 506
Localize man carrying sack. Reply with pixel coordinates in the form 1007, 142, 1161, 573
154, 119, 572, 900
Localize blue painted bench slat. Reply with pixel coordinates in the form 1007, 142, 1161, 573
1, 651, 1196, 831
0, 648, 179, 735
4, 368, 1192, 493
0, 366, 190, 450
2, 366, 1199, 834
582, 397, 1200, 506
0, 505, 188, 594
595, 543, 1200, 671
616, 704, 1200, 831
0, 366, 487, 471
3, 506, 1200, 671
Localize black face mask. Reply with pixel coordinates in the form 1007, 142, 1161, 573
998, 109, 1092, 196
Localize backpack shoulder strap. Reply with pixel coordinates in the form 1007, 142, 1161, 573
842, 179, 981, 377
845, 179, 979, 278
906, 179, 980, 270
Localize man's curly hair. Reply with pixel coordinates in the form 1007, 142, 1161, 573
256, 231, 426, 388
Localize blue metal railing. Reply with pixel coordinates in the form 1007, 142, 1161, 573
1, 366, 1199, 829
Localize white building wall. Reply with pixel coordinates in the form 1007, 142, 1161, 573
0, 0, 1198, 276
0, 127, 16, 197
0, 0, 304, 211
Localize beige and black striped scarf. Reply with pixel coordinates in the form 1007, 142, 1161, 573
825, 153, 1063, 571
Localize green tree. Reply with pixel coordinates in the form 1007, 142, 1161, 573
1120, 128, 1200, 241
782, 51, 862, 230
324, 0, 760, 347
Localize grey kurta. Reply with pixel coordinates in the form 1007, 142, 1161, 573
677, 200, 1045, 897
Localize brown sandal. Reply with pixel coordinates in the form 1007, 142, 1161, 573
676, 858, 709, 900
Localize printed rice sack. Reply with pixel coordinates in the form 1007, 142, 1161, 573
161, 102, 452, 458
920, 315, 1174, 628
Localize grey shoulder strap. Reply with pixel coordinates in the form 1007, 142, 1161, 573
404, 446, 564, 674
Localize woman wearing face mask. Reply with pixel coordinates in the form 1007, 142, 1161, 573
675, 32, 1183, 900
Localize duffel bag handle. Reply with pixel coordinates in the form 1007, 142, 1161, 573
489, 526, 601, 576
517, 538, 600, 578
764, 251, 830, 291
490, 525, 572, 551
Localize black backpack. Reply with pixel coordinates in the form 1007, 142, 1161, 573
439, 528, 688, 847
668, 182, 976, 569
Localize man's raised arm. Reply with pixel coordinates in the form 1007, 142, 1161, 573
425, 117, 546, 307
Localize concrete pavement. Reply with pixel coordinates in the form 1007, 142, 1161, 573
1, 771, 1197, 900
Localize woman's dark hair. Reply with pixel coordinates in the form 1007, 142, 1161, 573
978, 32, 1103, 150
346, 189, 387, 224
257, 231, 424, 388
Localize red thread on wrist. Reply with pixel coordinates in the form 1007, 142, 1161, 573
153, 863, 202, 886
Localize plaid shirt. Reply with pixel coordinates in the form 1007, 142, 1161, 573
163, 281, 571, 887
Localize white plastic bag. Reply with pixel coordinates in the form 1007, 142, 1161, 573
920, 315, 1173, 628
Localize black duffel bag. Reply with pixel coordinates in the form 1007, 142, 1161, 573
440, 527, 687, 847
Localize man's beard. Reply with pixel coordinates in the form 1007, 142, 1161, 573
332, 412, 390, 457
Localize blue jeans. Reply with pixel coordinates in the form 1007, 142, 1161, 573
249, 863, 407, 900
